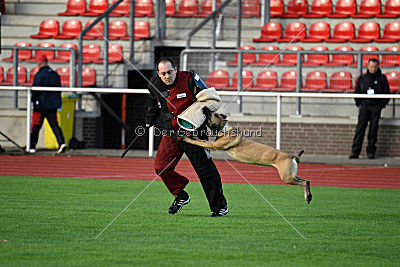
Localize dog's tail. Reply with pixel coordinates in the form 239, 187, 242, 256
294, 150, 304, 163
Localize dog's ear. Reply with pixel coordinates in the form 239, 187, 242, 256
220, 114, 227, 119
202, 106, 212, 117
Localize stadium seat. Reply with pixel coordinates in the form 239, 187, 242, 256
352, 46, 379, 67
281, 0, 308, 17
303, 0, 332, 17
109, 0, 130, 16
275, 45, 304, 65
253, 45, 280, 65
277, 22, 306, 42
228, 70, 254, 90
328, 71, 352, 92
53, 43, 78, 63
58, 0, 86, 16
303, 46, 329, 66
131, 21, 150, 40
241, 0, 261, 17
0, 67, 4, 84
81, 67, 96, 87
277, 71, 297, 91
94, 43, 124, 63
175, 0, 199, 17
302, 21, 330, 42
2, 42, 33, 62
56, 67, 71, 87
303, 71, 327, 91
376, 22, 400, 42
109, 20, 128, 40
253, 22, 282, 42
326, 21, 355, 42
136, 0, 155, 16
29, 42, 55, 62
350, 22, 380, 42
197, 0, 221, 17
385, 71, 400, 92
206, 69, 229, 90
381, 46, 400, 66
377, 0, 400, 17
252, 70, 278, 90
54, 19, 82, 39
270, 0, 284, 17
227, 45, 256, 66
82, 20, 104, 39
352, 0, 381, 18
166, 0, 176, 16
82, 43, 101, 63
81, 0, 108, 16
30, 19, 59, 39
4, 66, 28, 85
27, 67, 40, 85
327, 0, 356, 17
327, 45, 354, 66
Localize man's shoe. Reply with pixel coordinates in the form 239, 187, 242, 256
28, 148, 36, 154
367, 153, 375, 159
210, 205, 229, 217
168, 190, 190, 214
349, 154, 359, 159
57, 144, 67, 154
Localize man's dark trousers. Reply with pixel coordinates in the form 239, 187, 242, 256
30, 110, 65, 149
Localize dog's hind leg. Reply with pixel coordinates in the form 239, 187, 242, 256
295, 176, 312, 204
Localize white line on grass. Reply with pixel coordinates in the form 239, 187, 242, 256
224, 158, 307, 240
95, 157, 177, 239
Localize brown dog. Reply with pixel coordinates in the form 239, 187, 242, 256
183, 107, 312, 204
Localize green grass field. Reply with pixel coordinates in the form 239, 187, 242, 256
1, 176, 399, 266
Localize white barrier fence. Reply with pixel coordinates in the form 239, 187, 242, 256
1, 86, 399, 155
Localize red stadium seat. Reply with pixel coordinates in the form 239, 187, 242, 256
303, 46, 329, 66
166, 0, 176, 16
352, 46, 379, 67
82, 43, 101, 63
385, 72, 400, 92
54, 19, 82, 39
135, 0, 155, 16
376, 22, 400, 42
350, 21, 380, 42
109, 20, 128, 40
58, 0, 86, 16
277, 70, 297, 91
302, 21, 330, 42
326, 21, 355, 42
29, 42, 55, 62
82, 0, 108, 16
327, 0, 356, 17
53, 43, 78, 63
197, 0, 221, 17
206, 69, 229, 90
378, 0, 400, 17
5, 66, 28, 85
304, 0, 332, 17
303, 71, 327, 91
327, 45, 354, 66
241, 0, 260, 17
252, 70, 278, 90
328, 71, 353, 92
270, 0, 284, 17
277, 22, 306, 42
228, 70, 254, 90
2, 42, 33, 62
227, 45, 256, 66
253, 45, 280, 65
133, 21, 150, 40
56, 67, 71, 87
281, 0, 308, 18
26, 67, 40, 85
275, 45, 304, 65
352, 0, 381, 18
94, 43, 124, 63
81, 67, 96, 87
0, 67, 4, 84
82, 20, 104, 40
253, 22, 282, 42
109, 0, 130, 16
381, 46, 400, 66
30, 19, 59, 39
175, 0, 199, 17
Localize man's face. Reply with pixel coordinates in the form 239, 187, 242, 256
367, 61, 379, 74
157, 61, 177, 85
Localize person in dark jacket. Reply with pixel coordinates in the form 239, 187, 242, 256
145, 57, 228, 217
349, 59, 390, 159
29, 55, 66, 154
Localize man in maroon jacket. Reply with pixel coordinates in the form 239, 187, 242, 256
145, 57, 228, 217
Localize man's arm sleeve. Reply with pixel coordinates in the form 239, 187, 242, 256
354, 76, 362, 106
144, 88, 161, 126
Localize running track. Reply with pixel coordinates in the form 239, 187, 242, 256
0, 155, 399, 189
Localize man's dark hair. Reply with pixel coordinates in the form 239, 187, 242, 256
156, 57, 176, 71
368, 58, 379, 65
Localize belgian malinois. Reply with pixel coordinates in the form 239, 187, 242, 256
183, 107, 312, 204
